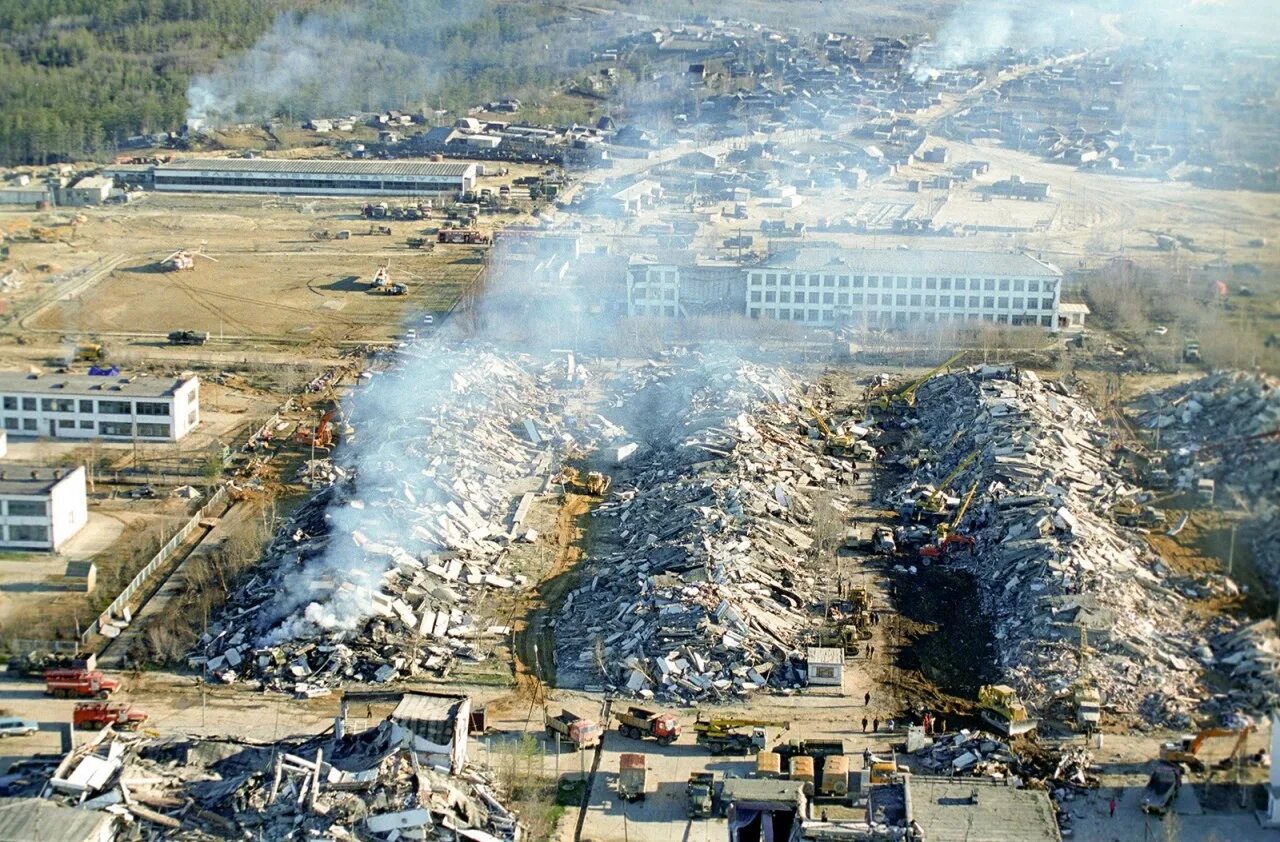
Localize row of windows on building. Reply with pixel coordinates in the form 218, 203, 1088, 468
1, 397, 170, 415
746, 308, 1055, 327
1, 417, 171, 437
1, 500, 47, 517
155, 176, 457, 191
748, 291, 1056, 310
748, 274, 1055, 293
1, 524, 48, 543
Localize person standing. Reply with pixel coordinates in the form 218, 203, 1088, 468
865, 691, 871, 706
862, 717, 869, 733
1109, 797, 1116, 818
873, 717, 880, 732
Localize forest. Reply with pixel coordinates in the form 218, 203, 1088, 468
0, 0, 601, 166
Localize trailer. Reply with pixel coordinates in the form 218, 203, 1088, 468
167, 330, 209, 346
437, 229, 491, 245
617, 753, 647, 802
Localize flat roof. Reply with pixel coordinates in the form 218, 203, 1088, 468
758, 247, 1062, 278
0, 372, 195, 399
1059, 302, 1091, 314
908, 777, 1061, 842
158, 158, 476, 178
807, 647, 845, 665
0, 465, 83, 497
0, 797, 115, 842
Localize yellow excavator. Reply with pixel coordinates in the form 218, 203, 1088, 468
1159, 727, 1254, 773
694, 715, 789, 755
870, 351, 965, 413
804, 405, 859, 458
919, 450, 979, 515
921, 477, 980, 559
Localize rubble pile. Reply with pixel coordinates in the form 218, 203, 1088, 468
554, 359, 857, 700
1131, 371, 1280, 586
906, 729, 1022, 779
887, 366, 1212, 725
40, 722, 516, 840
202, 349, 575, 694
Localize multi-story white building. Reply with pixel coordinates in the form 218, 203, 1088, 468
152, 158, 478, 197
0, 466, 87, 551
744, 248, 1064, 329
0, 373, 200, 442
627, 254, 682, 317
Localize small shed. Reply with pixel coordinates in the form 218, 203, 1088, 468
65, 560, 96, 594
806, 647, 845, 688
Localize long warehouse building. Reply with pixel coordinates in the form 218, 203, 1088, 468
152, 158, 478, 197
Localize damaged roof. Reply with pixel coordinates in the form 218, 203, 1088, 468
0, 798, 115, 842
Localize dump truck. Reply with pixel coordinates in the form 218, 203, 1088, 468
617, 753, 646, 802
686, 772, 716, 817
44, 669, 120, 699
1140, 762, 1181, 815
614, 706, 681, 744
555, 467, 611, 496
872, 526, 896, 555
167, 330, 209, 346
73, 702, 148, 731
1183, 340, 1201, 363
544, 708, 602, 751
1111, 500, 1165, 528
978, 684, 1037, 737
693, 714, 788, 755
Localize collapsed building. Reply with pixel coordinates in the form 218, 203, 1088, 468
27, 692, 517, 840
553, 359, 861, 700
882, 365, 1264, 726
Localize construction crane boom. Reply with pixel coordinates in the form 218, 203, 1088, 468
922, 450, 978, 512
873, 351, 965, 411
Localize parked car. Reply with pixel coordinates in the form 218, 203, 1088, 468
0, 718, 38, 737
1152, 325, 1168, 336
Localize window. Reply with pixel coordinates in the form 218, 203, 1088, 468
868, 276, 879, 288
940, 295, 951, 307
22, 419, 35, 431
8, 500, 46, 517
896, 277, 907, 289
823, 293, 834, 304
749, 308, 760, 318
1042, 298, 1054, 310
809, 276, 820, 288
822, 311, 832, 322
765, 291, 776, 303
98, 400, 130, 415
984, 279, 995, 291
968, 296, 980, 308
1013, 279, 1025, 292
824, 275, 835, 287
766, 274, 778, 286
998, 297, 1009, 309
79, 420, 93, 429
42, 399, 72, 412
867, 294, 878, 306
941, 278, 952, 290
997, 314, 1009, 324
2, 418, 14, 430
98, 422, 133, 437
780, 274, 792, 286
984, 296, 995, 309
79, 400, 92, 413
1026, 299, 1038, 310
852, 276, 864, 288
808, 309, 818, 321
750, 291, 762, 303
910, 294, 921, 306
838, 293, 851, 306
910, 277, 922, 290
1, 398, 13, 411
21, 398, 35, 411
838, 276, 850, 288
925, 295, 936, 307
8, 525, 48, 544
792, 311, 803, 321
1013, 297, 1024, 309
849, 294, 861, 305
814, 666, 836, 679
57, 419, 74, 429
780, 291, 792, 304
1041, 315, 1052, 326
896, 294, 907, 306
1028, 280, 1041, 292
999, 279, 1010, 291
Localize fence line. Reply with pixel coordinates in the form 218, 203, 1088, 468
80, 486, 228, 646
4, 638, 80, 654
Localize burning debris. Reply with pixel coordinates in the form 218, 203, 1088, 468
554, 359, 861, 700
34, 693, 517, 840
199, 348, 579, 693
881, 365, 1244, 726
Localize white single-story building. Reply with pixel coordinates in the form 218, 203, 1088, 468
806, 647, 845, 688
0, 465, 87, 552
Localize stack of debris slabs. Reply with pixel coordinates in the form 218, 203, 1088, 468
554, 358, 860, 701
1131, 372, 1280, 586
38, 722, 517, 840
198, 348, 594, 695
907, 728, 1022, 779
885, 366, 1229, 726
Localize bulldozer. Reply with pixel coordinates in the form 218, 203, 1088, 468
978, 684, 1037, 737
555, 466, 611, 496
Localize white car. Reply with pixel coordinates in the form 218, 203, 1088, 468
0, 718, 37, 737
1152, 325, 1168, 336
